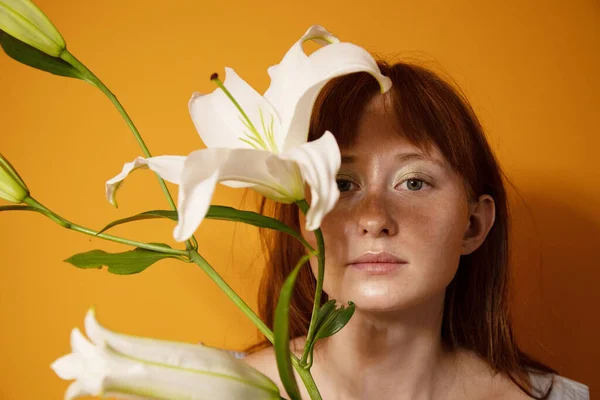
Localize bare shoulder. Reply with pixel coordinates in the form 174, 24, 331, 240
453, 350, 533, 400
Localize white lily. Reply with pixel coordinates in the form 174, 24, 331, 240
106, 25, 392, 242
0, 0, 66, 56
51, 309, 281, 400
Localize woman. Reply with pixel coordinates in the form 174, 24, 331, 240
242, 61, 590, 399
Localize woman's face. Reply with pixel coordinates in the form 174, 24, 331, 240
301, 95, 474, 312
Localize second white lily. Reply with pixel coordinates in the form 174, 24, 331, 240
51, 309, 282, 399
106, 25, 392, 242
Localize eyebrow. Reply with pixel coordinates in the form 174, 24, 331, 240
341, 152, 447, 169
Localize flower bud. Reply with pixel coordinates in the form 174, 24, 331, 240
0, 0, 66, 57
0, 152, 29, 203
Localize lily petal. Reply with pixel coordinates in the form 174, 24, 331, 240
84, 309, 276, 389
51, 353, 81, 381
60, 328, 106, 396
105, 156, 186, 207
173, 165, 219, 243
101, 392, 152, 400
77, 309, 280, 399
54, 328, 281, 399
65, 381, 93, 400
173, 148, 304, 242
263, 24, 392, 152
280, 131, 341, 231
263, 25, 339, 113
102, 352, 280, 400
189, 67, 283, 153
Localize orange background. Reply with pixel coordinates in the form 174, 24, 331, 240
0, 0, 597, 398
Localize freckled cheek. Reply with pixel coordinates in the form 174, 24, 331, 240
405, 209, 466, 277
410, 207, 451, 235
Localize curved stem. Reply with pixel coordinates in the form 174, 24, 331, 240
187, 250, 322, 399
188, 250, 273, 341
296, 201, 325, 365
59, 50, 198, 251
23, 197, 186, 256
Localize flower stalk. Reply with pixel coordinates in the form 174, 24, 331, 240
20, 196, 187, 256
296, 200, 326, 366
57, 49, 199, 251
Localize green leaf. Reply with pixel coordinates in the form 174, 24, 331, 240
314, 299, 337, 330
0, 30, 87, 80
305, 299, 355, 367
96, 210, 177, 235
64, 243, 178, 275
273, 253, 313, 400
313, 300, 355, 341
97, 206, 314, 251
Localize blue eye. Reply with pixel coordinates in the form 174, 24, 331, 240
336, 179, 355, 192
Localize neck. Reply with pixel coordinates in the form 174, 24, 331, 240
310, 293, 459, 400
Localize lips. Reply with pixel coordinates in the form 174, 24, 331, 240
348, 252, 408, 274
348, 252, 408, 265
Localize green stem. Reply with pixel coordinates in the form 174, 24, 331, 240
59, 50, 198, 251
189, 250, 273, 341
295, 368, 322, 400
296, 200, 325, 365
187, 250, 322, 400
23, 197, 186, 256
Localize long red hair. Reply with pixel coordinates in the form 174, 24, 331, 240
245, 60, 556, 398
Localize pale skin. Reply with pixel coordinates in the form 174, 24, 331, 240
244, 94, 531, 400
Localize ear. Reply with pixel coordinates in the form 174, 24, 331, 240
461, 194, 496, 255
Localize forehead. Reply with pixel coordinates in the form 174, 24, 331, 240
339, 94, 447, 168
340, 152, 447, 171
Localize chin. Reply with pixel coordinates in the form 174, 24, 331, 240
331, 273, 444, 315
335, 279, 413, 312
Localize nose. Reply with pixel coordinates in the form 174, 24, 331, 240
356, 192, 398, 237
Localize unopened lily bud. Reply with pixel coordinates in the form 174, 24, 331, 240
0, 0, 66, 57
0, 152, 29, 203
